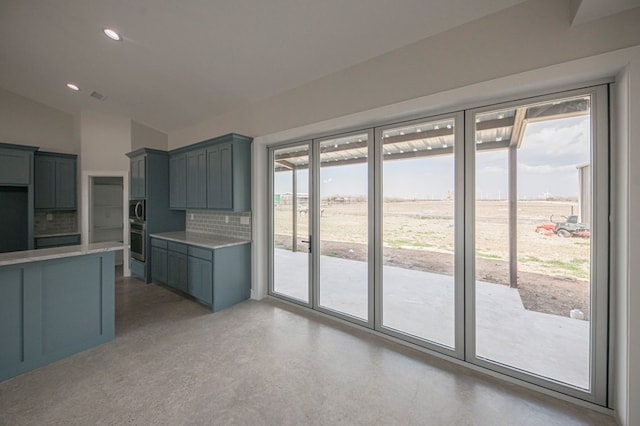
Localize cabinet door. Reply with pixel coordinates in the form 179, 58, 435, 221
34, 156, 56, 209
0, 148, 31, 185
218, 143, 233, 209
186, 149, 206, 208
130, 156, 146, 199
188, 256, 212, 304
169, 154, 186, 209
151, 246, 168, 284
55, 158, 76, 209
207, 143, 233, 210
168, 251, 188, 292
206, 146, 220, 208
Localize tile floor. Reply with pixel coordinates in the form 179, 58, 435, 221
0, 270, 615, 425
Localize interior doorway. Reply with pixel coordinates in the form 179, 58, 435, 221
87, 175, 125, 275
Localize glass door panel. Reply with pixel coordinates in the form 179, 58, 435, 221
317, 132, 370, 321
472, 94, 594, 390
380, 117, 457, 348
272, 144, 311, 303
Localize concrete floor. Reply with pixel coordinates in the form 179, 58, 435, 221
0, 270, 613, 425
274, 249, 590, 389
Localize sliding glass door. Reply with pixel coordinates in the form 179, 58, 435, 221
271, 143, 311, 304
377, 114, 463, 354
315, 131, 373, 324
466, 86, 608, 403
269, 85, 609, 404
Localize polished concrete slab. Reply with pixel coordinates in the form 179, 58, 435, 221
0, 270, 613, 425
274, 249, 590, 389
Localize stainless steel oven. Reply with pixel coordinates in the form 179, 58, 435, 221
130, 220, 145, 261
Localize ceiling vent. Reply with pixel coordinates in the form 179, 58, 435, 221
90, 91, 107, 101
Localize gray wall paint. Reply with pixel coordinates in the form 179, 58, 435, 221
131, 120, 168, 151
0, 87, 76, 153
168, 0, 640, 148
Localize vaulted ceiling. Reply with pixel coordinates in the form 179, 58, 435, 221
0, 0, 632, 134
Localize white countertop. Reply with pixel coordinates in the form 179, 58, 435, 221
150, 232, 251, 250
0, 242, 126, 267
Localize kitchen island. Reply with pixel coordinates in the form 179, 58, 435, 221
150, 232, 251, 311
0, 242, 124, 382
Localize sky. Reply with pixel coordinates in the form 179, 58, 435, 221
274, 115, 591, 200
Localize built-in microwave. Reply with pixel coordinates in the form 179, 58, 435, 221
129, 200, 145, 222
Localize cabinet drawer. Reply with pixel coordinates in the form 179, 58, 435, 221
151, 238, 168, 249
188, 246, 213, 261
168, 241, 187, 254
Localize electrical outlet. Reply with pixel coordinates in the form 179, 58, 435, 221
225, 215, 229, 224
240, 216, 250, 225
46, 213, 53, 221
190, 213, 194, 220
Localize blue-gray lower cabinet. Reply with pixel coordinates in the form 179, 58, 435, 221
167, 242, 188, 292
151, 246, 168, 284
150, 240, 251, 312
0, 251, 115, 382
188, 255, 213, 304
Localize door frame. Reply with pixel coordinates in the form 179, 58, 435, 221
81, 170, 130, 276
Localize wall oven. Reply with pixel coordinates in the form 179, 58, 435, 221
130, 220, 145, 261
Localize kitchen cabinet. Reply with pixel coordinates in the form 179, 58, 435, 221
169, 153, 186, 209
125, 148, 185, 283
0, 144, 36, 185
34, 152, 77, 210
149, 235, 251, 311
187, 245, 213, 304
169, 133, 252, 211
206, 142, 233, 209
150, 238, 168, 284
167, 241, 188, 292
186, 148, 207, 208
35, 233, 81, 249
129, 155, 146, 199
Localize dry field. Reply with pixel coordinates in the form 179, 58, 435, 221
274, 199, 591, 319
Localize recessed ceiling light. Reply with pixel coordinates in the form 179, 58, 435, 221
103, 28, 121, 41
66, 83, 80, 91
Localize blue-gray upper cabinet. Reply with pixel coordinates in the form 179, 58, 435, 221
0, 143, 37, 185
206, 138, 251, 211
169, 134, 251, 211
186, 149, 207, 209
169, 153, 186, 209
34, 152, 77, 210
130, 155, 146, 199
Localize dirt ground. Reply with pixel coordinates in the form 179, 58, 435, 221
274, 199, 592, 320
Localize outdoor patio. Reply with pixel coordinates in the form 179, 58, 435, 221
274, 248, 590, 390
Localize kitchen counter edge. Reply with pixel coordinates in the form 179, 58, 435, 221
150, 232, 251, 250
0, 242, 125, 267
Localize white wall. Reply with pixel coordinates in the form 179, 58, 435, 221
131, 120, 168, 151
0, 87, 76, 153
79, 111, 131, 172
169, 0, 640, 148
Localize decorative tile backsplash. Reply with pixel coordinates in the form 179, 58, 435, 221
34, 210, 78, 236
186, 210, 252, 240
